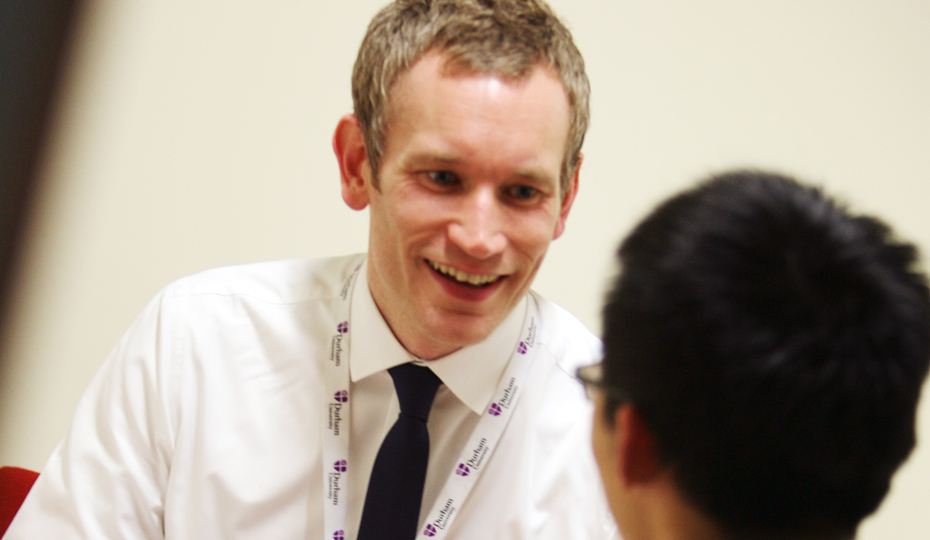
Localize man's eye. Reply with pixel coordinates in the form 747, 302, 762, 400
511, 185, 539, 200
427, 171, 457, 186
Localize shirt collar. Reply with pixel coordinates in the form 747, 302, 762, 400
349, 258, 527, 415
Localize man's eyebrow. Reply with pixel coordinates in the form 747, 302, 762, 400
513, 167, 559, 188
399, 150, 461, 169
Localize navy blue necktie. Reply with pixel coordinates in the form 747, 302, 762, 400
357, 363, 443, 540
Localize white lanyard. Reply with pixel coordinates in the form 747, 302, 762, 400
322, 263, 361, 540
322, 265, 541, 540
417, 294, 539, 539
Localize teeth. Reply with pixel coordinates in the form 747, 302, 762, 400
429, 260, 498, 286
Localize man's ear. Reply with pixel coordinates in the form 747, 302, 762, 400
333, 114, 373, 211
615, 403, 662, 487
552, 152, 581, 240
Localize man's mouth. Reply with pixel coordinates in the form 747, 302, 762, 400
427, 260, 501, 287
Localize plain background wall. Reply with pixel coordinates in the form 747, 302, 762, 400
1, 1, 927, 538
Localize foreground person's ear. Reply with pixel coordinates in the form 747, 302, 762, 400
616, 404, 661, 487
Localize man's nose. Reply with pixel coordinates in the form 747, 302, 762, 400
447, 189, 507, 258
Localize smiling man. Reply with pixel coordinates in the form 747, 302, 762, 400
336, 50, 576, 361
6, 1, 617, 540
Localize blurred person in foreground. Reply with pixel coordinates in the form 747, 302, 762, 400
6, 1, 618, 539
580, 170, 930, 540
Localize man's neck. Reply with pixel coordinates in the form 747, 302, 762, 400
627, 477, 725, 540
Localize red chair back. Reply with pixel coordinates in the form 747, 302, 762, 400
0, 466, 39, 537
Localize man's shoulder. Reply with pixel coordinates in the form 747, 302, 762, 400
530, 291, 601, 374
162, 253, 366, 305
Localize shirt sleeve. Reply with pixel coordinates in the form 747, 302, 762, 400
4, 288, 180, 539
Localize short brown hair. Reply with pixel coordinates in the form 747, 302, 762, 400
352, 0, 589, 192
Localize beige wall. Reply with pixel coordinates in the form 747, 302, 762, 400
1, 1, 928, 538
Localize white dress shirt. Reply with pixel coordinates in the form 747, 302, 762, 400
6, 254, 618, 540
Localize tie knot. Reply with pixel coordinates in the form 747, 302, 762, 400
388, 363, 442, 422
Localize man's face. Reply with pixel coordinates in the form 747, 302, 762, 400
350, 52, 577, 359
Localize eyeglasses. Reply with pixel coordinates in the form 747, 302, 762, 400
576, 362, 630, 402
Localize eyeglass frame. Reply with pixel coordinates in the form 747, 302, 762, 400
575, 362, 630, 403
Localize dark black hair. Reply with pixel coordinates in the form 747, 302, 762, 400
601, 170, 930, 540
